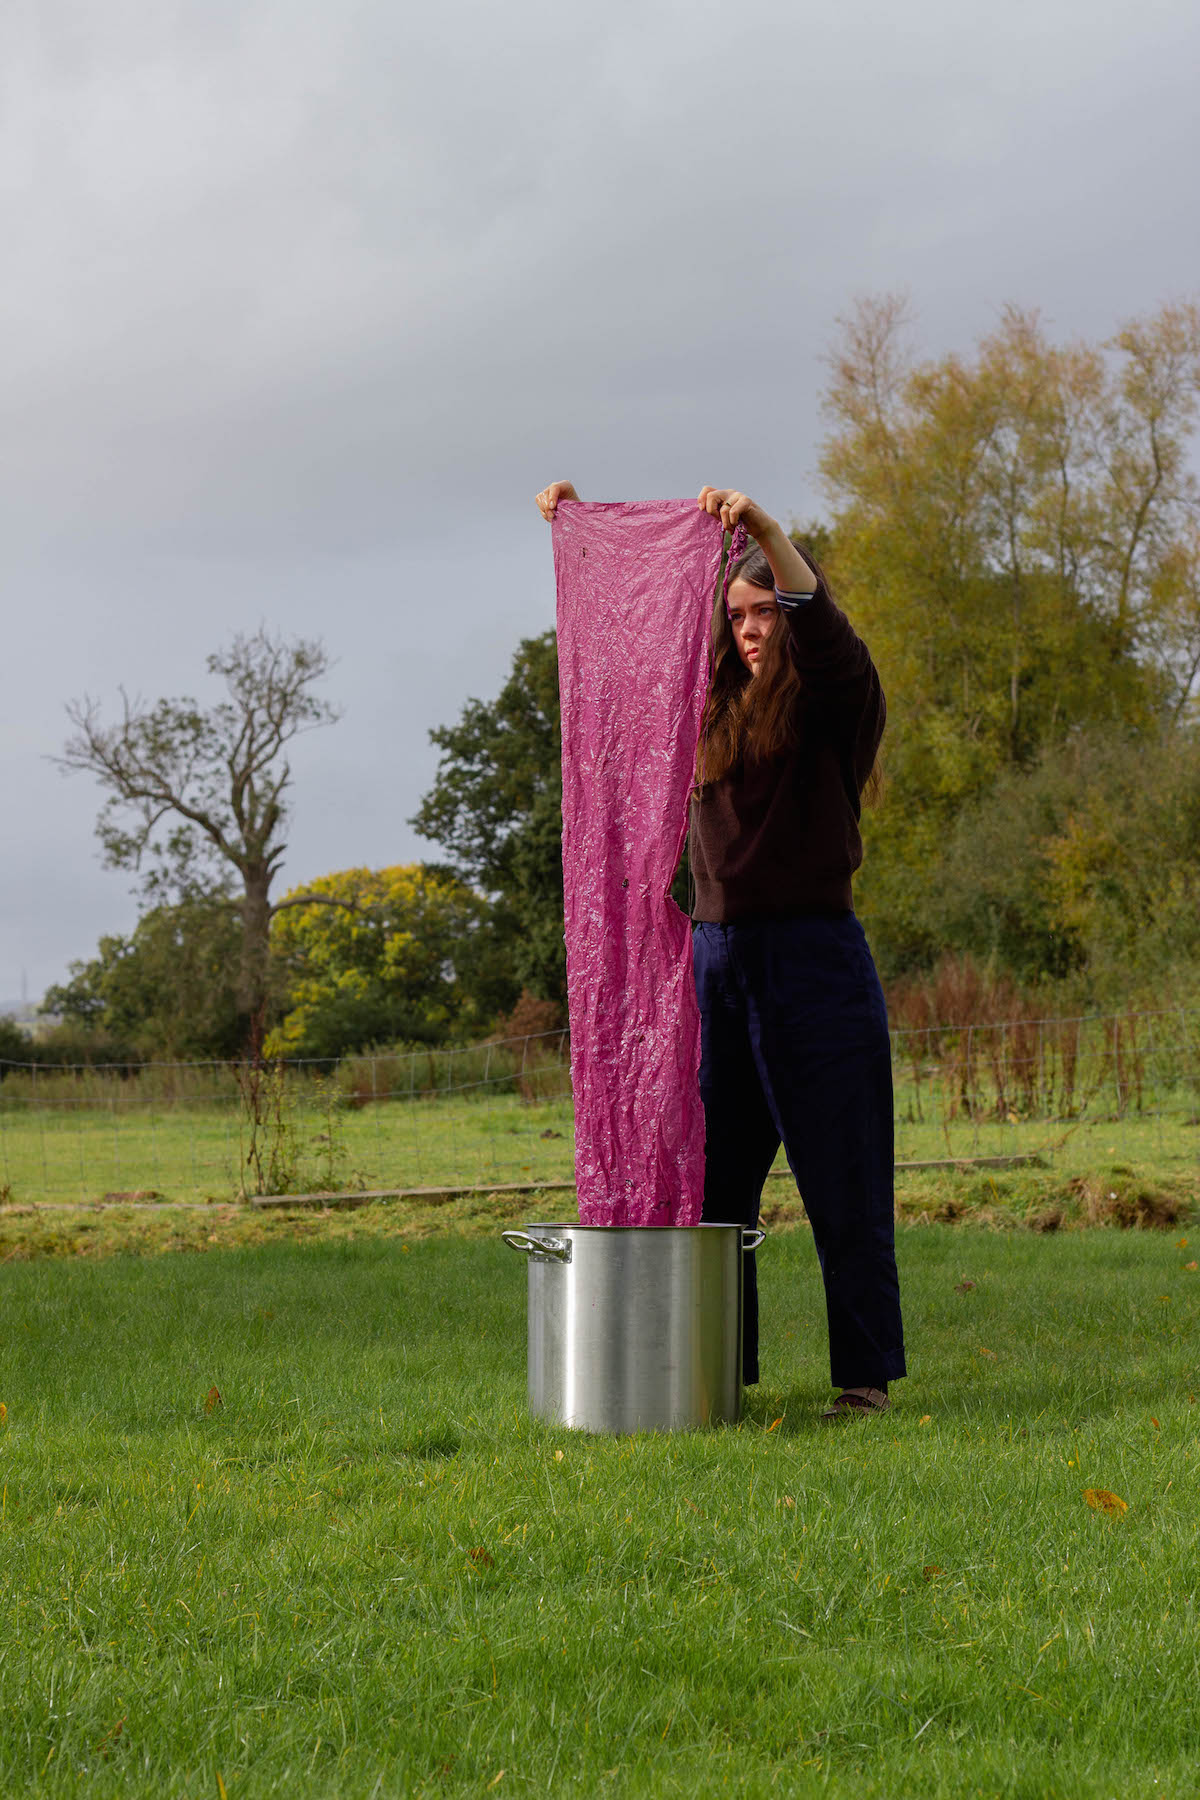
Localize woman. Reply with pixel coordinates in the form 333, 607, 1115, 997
536, 481, 905, 1420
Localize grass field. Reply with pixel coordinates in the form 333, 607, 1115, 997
1, 1082, 1197, 1209
0, 1091, 583, 1205
3, 1226, 1200, 1796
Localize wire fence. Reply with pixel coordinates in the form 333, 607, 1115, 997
0, 1011, 1197, 1207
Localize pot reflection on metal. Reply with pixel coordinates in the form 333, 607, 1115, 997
501, 1223, 766, 1434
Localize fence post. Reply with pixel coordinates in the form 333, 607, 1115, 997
966, 1025, 977, 1152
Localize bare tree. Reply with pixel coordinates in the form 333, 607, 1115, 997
60, 628, 346, 1050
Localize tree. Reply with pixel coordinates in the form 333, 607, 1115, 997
411, 632, 565, 1002
1037, 732, 1200, 992
42, 891, 244, 1059
60, 629, 346, 1048
265, 864, 513, 1058
0, 1016, 30, 1070
409, 299, 1200, 997
1142, 525, 1200, 728
918, 729, 1200, 997
820, 296, 1200, 971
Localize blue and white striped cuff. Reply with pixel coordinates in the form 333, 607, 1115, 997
775, 587, 817, 611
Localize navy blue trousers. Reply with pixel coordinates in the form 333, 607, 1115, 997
693, 915, 906, 1390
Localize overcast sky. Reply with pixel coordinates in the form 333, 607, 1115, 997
2, 0, 1197, 1005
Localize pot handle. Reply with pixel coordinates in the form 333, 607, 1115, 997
741, 1228, 766, 1252
502, 1230, 572, 1264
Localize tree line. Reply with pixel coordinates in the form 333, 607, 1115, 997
5, 295, 1197, 1069
824, 297, 1200, 988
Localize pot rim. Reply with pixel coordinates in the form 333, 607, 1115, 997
511, 1221, 751, 1233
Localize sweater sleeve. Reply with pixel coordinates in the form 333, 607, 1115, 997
783, 577, 886, 790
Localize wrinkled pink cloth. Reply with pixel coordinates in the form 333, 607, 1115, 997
552, 500, 724, 1227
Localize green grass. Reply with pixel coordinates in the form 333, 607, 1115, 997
3, 1228, 1200, 1796
0, 1081, 1197, 1208
0, 1092, 580, 1204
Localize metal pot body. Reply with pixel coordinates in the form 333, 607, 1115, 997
502, 1223, 764, 1434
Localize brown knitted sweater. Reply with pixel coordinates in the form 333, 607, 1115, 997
688, 579, 885, 922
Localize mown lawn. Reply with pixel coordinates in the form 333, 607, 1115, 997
0, 1084, 1197, 1208
0, 1092, 583, 1205
2, 1227, 1199, 1796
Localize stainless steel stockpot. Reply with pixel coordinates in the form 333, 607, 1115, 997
501, 1222, 766, 1435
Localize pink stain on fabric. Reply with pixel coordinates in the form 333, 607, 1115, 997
552, 500, 725, 1227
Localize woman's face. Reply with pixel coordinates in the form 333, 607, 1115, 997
727, 579, 778, 676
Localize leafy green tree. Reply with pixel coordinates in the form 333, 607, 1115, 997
820, 296, 1200, 971
921, 752, 1089, 985
411, 633, 565, 1002
1037, 733, 1200, 992
894, 726, 1200, 996
0, 1016, 30, 1069
265, 864, 513, 1058
43, 892, 244, 1059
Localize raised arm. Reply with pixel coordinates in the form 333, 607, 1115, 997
697, 487, 818, 593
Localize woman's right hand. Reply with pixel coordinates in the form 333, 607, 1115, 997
535, 481, 579, 521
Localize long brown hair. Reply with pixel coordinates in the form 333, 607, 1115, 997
696, 544, 801, 784
695, 542, 884, 804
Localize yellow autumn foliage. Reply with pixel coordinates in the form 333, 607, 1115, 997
265, 864, 492, 1058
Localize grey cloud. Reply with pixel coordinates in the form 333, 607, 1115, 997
2, 0, 1198, 996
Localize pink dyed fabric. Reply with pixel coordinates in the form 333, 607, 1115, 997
552, 500, 724, 1227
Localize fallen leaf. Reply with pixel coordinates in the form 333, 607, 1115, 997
0, 1402, 7, 1429
955, 1280, 976, 1293
922, 1564, 943, 1580
1185, 1261, 1198, 1272
487, 1773, 506, 1790
978, 1347, 997, 1360
1177, 1238, 1189, 1249
766, 1417, 783, 1433
469, 1547, 494, 1568
1083, 1488, 1127, 1516
94, 1717, 126, 1755
781, 1495, 795, 1508
204, 1387, 222, 1414
1151, 1417, 1160, 1431
554, 1449, 564, 1462
919, 1414, 932, 1425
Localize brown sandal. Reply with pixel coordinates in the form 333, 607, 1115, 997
820, 1388, 890, 1422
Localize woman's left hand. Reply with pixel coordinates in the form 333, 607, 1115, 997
698, 486, 819, 594
697, 487, 777, 543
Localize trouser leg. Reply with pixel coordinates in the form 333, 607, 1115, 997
693, 924, 780, 1386
732, 916, 906, 1391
